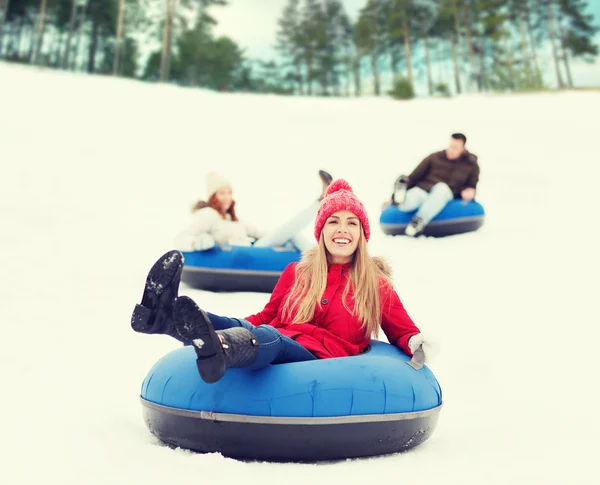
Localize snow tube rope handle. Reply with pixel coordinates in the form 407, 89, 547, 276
406, 345, 425, 370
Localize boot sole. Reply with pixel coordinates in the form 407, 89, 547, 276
131, 250, 183, 334
319, 170, 333, 185
173, 296, 226, 384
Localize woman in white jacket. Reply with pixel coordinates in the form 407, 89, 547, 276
174, 171, 333, 252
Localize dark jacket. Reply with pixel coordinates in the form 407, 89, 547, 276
408, 150, 479, 198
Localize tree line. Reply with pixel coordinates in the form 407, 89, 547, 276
0, 0, 597, 97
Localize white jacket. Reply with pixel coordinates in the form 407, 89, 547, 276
173, 207, 264, 251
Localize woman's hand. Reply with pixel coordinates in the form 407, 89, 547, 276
408, 333, 440, 364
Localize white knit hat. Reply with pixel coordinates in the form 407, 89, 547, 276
206, 172, 232, 199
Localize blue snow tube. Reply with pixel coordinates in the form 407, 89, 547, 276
140, 341, 443, 462
380, 199, 485, 237
180, 246, 301, 293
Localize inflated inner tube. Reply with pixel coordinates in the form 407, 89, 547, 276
181, 245, 301, 293
140, 341, 443, 462
380, 199, 485, 237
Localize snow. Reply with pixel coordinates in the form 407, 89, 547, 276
1, 62, 599, 484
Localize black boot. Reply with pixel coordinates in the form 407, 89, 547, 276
131, 250, 184, 337
173, 296, 259, 384
318, 170, 333, 201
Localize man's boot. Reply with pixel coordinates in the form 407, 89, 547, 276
405, 216, 426, 237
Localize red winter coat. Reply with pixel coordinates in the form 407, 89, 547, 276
244, 262, 420, 359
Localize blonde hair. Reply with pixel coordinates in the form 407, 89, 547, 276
281, 229, 392, 339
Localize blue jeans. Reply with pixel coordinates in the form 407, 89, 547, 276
207, 313, 317, 369
398, 182, 454, 224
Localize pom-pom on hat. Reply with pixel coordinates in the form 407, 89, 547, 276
314, 179, 371, 242
206, 172, 232, 199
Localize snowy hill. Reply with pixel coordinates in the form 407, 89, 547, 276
1, 62, 599, 485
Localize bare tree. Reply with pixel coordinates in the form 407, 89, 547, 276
450, 31, 461, 93
63, 0, 78, 68
524, 1, 540, 74
451, 0, 464, 61
0, 0, 12, 54
423, 21, 433, 95
546, 0, 565, 88
556, 13, 574, 87
32, 0, 48, 64
517, 7, 532, 84
113, 0, 125, 75
461, 1, 477, 88
160, 0, 176, 82
400, 3, 413, 87
71, 1, 87, 71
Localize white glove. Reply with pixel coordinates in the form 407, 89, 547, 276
194, 233, 216, 251
408, 333, 440, 364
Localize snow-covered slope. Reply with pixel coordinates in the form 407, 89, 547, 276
1, 62, 599, 485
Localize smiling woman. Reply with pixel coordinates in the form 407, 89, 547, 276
132, 179, 442, 459
132, 179, 439, 381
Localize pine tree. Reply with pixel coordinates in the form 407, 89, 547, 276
385, 0, 417, 88
31, 0, 48, 64
556, 0, 599, 87
432, 0, 462, 93
355, 0, 387, 95
62, 0, 78, 69
159, 0, 226, 82
276, 0, 305, 94
0, 0, 12, 54
545, 0, 565, 88
113, 0, 124, 74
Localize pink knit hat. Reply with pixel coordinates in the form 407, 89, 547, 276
314, 179, 371, 242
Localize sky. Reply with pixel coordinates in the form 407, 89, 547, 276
210, 0, 600, 91
212, 0, 366, 60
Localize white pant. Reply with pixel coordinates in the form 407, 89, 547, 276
398, 183, 454, 224
253, 201, 319, 252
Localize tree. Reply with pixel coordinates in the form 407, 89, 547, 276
385, 0, 418, 88
355, 0, 387, 95
460, 0, 479, 89
85, 0, 118, 73
276, 0, 305, 94
545, 0, 565, 88
0, 0, 12, 54
159, 0, 174, 81
160, 0, 226, 82
314, 0, 349, 95
145, 11, 244, 91
113, 0, 124, 74
62, 0, 79, 69
31, 0, 47, 64
557, 0, 599, 87
415, 0, 437, 95
523, 0, 543, 76
432, 0, 462, 94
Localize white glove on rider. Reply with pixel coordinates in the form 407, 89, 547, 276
194, 233, 216, 251
408, 333, 440, 364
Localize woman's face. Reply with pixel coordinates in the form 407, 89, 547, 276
215, 187, 233, 212
322, 210, 361, 264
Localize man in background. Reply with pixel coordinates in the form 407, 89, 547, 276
388, 133, 480, 236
